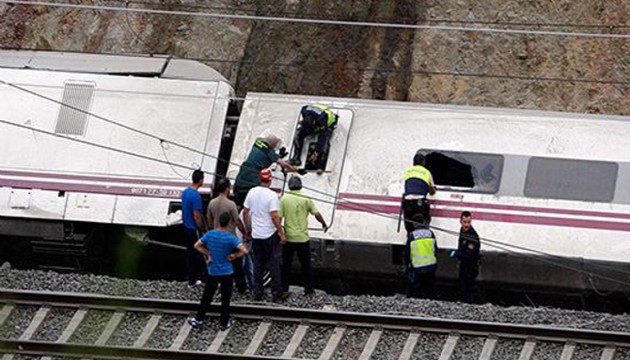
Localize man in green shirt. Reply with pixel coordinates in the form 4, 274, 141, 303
280, 175, 328, 295
234, 135, 295, 207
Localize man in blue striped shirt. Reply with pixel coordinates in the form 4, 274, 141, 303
188, 212, 248, 331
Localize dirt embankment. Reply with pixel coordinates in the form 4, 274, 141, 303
0, 0, 628, 114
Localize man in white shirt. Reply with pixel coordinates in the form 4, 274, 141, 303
243, 168, 289, 302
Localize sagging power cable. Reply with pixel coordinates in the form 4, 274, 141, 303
1, 117, 630, 289
2, 0, 630, 39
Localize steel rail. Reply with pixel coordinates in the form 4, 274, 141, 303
1, 289, 629, 347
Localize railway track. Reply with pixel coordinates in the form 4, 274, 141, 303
0, 289, 629, 359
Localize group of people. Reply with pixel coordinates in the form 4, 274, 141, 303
180, 103, 482, 332
182, 133, 330, 331
402, 151, 482, 303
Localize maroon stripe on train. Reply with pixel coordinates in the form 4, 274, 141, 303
338, 193, 630, 220
0, 179, 210, 199
0, 169, 190, 187
336, 202, 630, 232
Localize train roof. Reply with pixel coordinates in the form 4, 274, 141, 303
0, 50, 230, 84
245, 92, 630, 123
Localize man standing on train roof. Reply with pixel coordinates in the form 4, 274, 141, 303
234, 134, 296, 207
181, 169, 208, 288
402, 152, 437, 234
280, 175, 328, 296
188, 212, 249, 332
450, 211, 481, 304
288, 104, 338, 172
405, 212, 438, 299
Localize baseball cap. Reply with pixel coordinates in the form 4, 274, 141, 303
259, 168, 273, 182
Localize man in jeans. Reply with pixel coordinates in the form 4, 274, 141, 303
188, 212, 248, 331
181, 169, 207, 287
280, 175, 328, 295
243, 168, 289, 302
207, 177, 248, 293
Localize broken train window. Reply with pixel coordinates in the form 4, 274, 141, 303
419, 149, 504, 194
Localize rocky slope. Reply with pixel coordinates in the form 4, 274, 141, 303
0, 0, 628, 114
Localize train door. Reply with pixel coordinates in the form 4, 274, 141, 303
283, 107, 354, 232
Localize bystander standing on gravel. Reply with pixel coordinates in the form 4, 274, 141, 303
243, 168, 289, 302
280, 175, 328, 295
188, 212, 248, 331
181, 169, 207, 288
207, 177, 248, 293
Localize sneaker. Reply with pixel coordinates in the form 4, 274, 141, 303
188, 280, 203, 289
219, 317, 235, 331
272, 291, 291, 302
188, 317, 203, 329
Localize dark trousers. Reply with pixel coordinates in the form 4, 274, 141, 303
402, 198, 431, 233
252, 232, 283, 298
281, 242, 313, 293
459, 266, 478, 303
407, 268, 435, 299
290, 125, 333, 170
195, 274, 233, 327
232, 256, 247, 293
184, 227, 206, 285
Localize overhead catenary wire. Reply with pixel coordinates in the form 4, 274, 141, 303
2, 0, 630, 39
1, 78, 630, 283
1, 116, 630, 288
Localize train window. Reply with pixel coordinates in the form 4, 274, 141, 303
54, 80, 95, 136
420, 150, 503, 194
524, 157, 617, 202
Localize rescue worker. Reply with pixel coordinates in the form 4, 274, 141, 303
288, 104, 338, 172
405, 213, 437, 299
450, 211, 481, 303
402, 152, 436, 233
233, 135, 295, 207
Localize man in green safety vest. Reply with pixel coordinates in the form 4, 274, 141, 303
402, 152, 437, 233
234, 135, 295, 207
405, 213, 438, 299
288, 104, 338, 172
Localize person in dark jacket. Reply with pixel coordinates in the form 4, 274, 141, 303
405, 213, 438, 299
450, 211, 481, 303
289, 104, 338, 171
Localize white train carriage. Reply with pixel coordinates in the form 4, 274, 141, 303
229, 92, 630, 296
0, 51, 234, 245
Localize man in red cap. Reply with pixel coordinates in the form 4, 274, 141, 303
242, 168, 289, 302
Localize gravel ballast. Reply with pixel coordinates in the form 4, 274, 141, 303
2, 266, 630, 359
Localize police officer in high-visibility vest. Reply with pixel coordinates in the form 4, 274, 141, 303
289, 104, 338, 172
402, 152, 437, 233
405, 213, 438, 299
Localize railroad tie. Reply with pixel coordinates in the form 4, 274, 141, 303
207, 323, 233, 353
2, 306, 51, 360
95, 310, 125, 346
39, 308, 89, 360
438, 333, 460, 360
398, 332, 420, 360
281, 323, 309, 358
244, 321, 272, 355
600, 345, 616, 360
0, 304, 14, 327
318, 325, 346, 360
358, 328, 383, 360
133, 313, 162, 348
478, 336, 498, 360
518, 338, 537, 360
559, 341, 576, 360
169, 317, 193, 350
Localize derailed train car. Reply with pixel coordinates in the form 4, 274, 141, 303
228, 93, 630, 300
1, 51, 629, 303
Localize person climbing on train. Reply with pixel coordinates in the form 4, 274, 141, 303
233, 135, 296, 207
405, 213, 438, 299
288, 104, 338, 172
450, 211, 481, 304
402, 151, 437, 233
